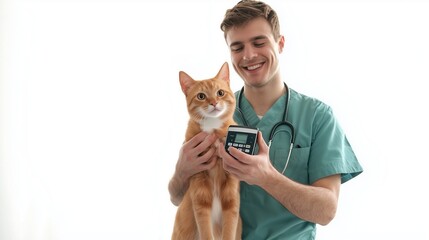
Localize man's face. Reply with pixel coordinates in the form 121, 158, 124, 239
225, 17, 284, 88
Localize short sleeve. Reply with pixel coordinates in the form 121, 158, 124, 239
308, 105, 363, 184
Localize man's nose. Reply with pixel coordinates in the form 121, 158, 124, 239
243, 46, 257, 61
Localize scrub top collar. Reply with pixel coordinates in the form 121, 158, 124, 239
236, 90, 289, 130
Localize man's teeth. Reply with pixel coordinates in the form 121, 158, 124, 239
247, 63, 262, 70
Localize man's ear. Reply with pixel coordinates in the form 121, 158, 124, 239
278, 35, 285, 54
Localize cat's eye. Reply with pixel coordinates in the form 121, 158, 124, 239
197, 93, 206, 100
217, 90, 225, 97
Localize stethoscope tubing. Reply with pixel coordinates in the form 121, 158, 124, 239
236, 82, 295, 174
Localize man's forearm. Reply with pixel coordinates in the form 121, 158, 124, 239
259, 169, 340, 225
168, 173, 189, 206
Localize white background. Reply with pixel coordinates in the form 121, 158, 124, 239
1, 0, 429, 239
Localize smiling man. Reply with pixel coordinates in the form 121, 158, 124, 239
225, 16, 285, 117
169, 1, 363, 239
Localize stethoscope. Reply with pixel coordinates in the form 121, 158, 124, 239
236, 82, 295, 174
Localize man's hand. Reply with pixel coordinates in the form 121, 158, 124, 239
219, 131, 276, 185
169, 132, 219, 205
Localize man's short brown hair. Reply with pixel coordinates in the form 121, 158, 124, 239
220, 0, 281, 40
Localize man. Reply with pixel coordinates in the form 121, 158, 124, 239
169, 0, 363, 239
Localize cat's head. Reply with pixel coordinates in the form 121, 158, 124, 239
179, 62, 236, 122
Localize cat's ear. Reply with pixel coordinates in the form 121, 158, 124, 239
179, 71, 195, 95
215, 62, 230, 84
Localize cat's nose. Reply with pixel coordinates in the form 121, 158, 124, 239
210, 101, 218, 107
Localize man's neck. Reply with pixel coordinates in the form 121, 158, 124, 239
244, 79, 286, 116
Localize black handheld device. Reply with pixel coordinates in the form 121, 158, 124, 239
225, 125, 258, 155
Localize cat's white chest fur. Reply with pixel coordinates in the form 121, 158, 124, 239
199, 117, 223, 133
211, 195, 222, 226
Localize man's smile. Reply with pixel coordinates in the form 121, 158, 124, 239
242, 62, 265, 71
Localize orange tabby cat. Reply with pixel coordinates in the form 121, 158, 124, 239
172, 62, 242, 240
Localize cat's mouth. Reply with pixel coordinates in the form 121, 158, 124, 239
209, 108, 222, 114
205, 106, 225, 117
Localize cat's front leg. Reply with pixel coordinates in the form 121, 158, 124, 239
220, 177, 241, 240
221, 201, 241, 239
191, 175, 215, 240
194, 199, 215, 239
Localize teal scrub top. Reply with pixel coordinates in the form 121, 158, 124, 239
233, 88, 363, 240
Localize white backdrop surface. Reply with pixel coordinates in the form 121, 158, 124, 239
1, 0, 428, 239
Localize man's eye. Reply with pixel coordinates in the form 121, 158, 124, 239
231, 45, 243, 52
254, 42, 265, 47
230, 44, 244, 52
